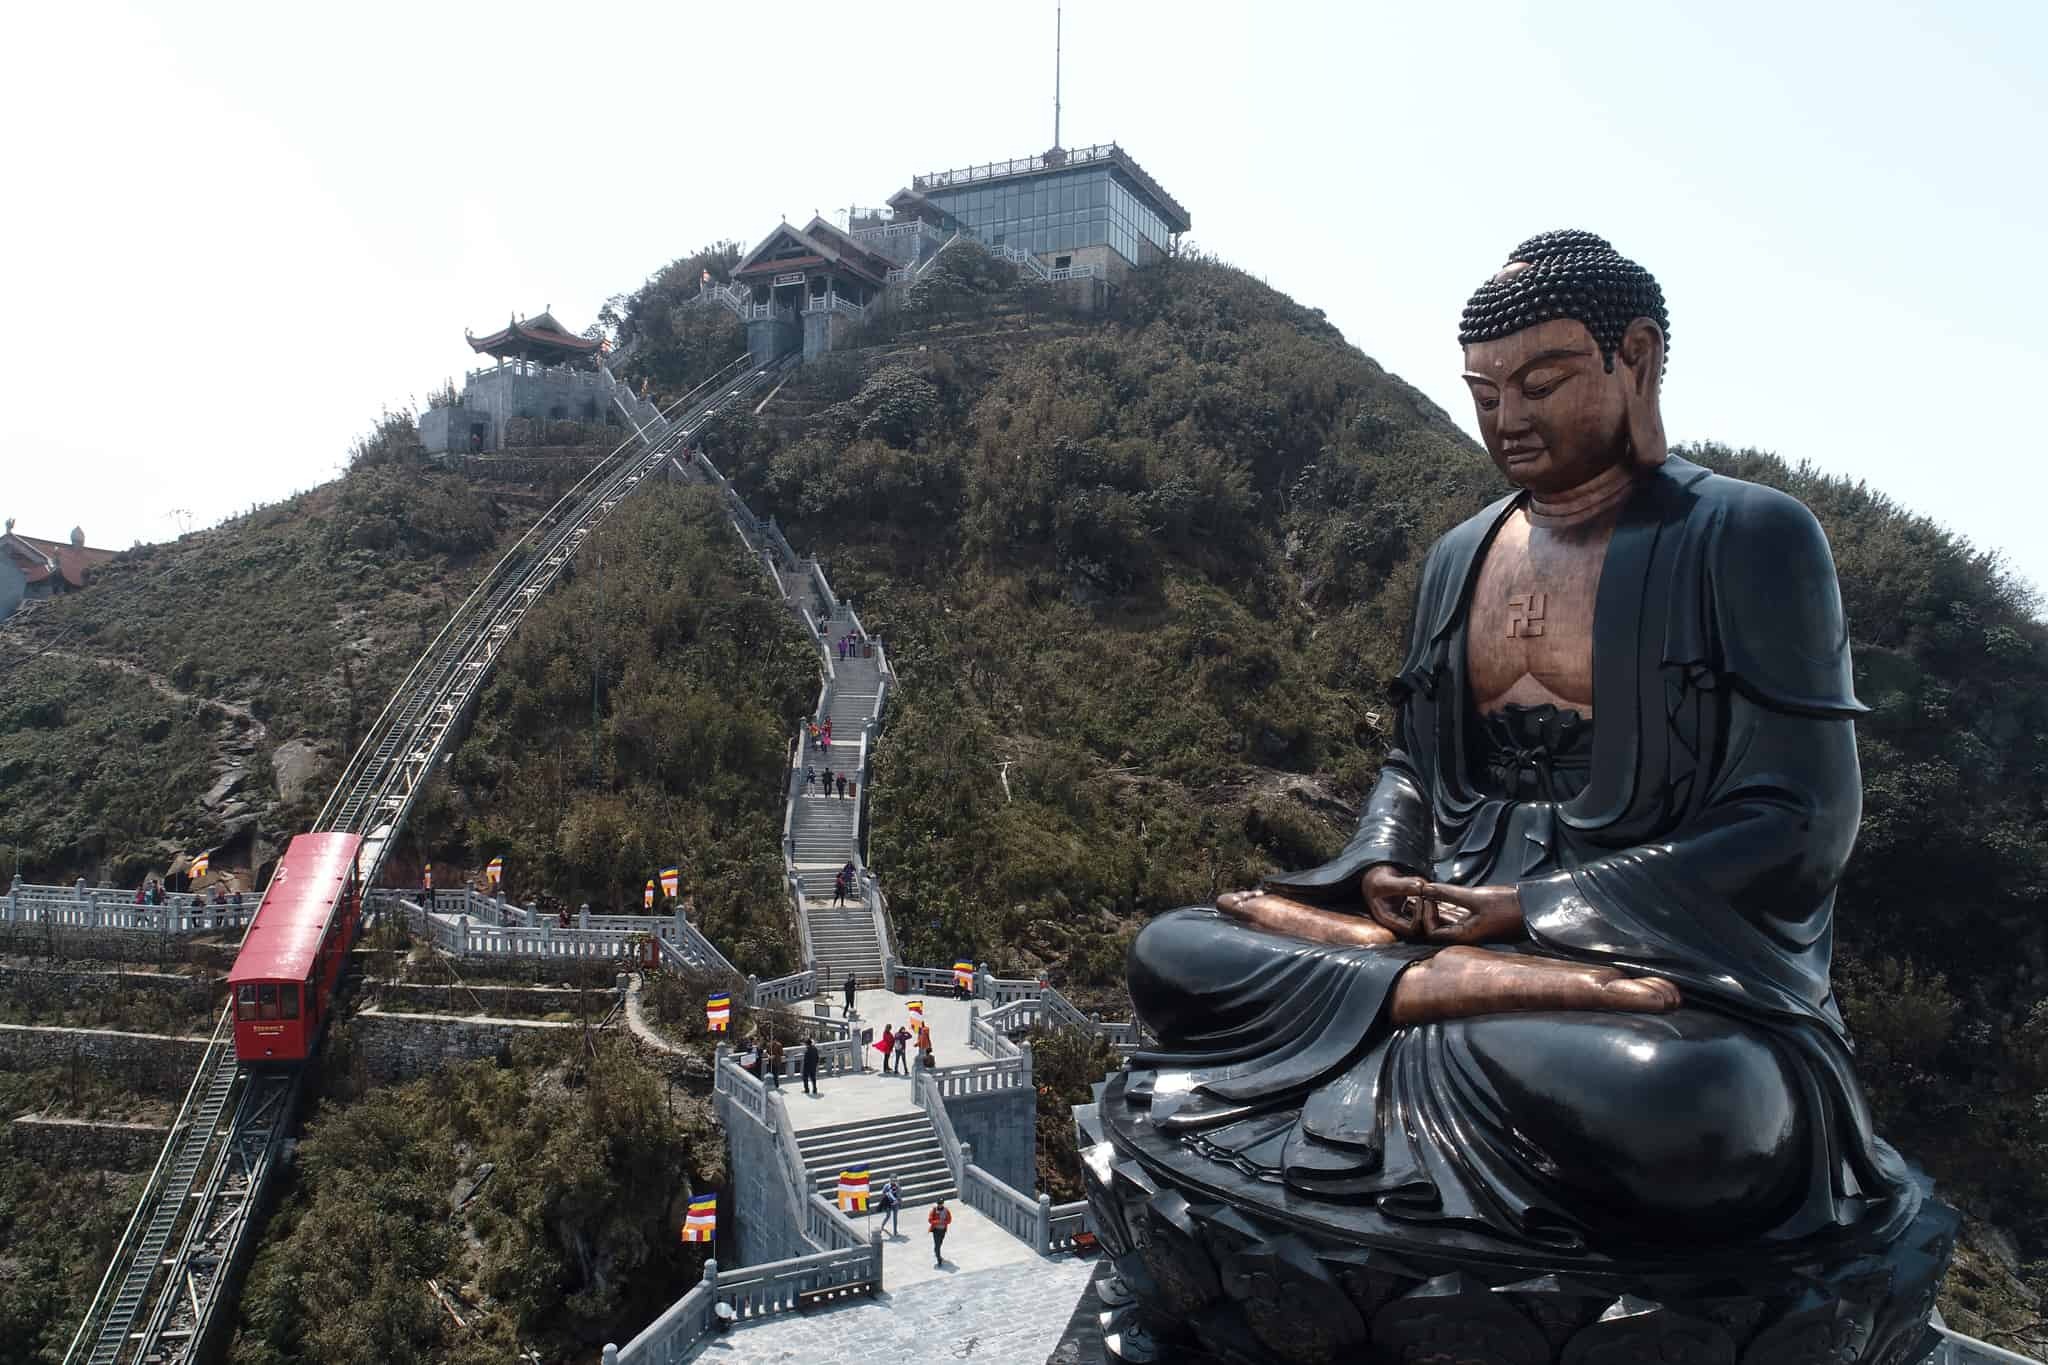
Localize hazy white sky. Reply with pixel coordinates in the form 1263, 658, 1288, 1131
4, 1, 2043, 589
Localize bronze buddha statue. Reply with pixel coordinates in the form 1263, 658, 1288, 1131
1085, 232, 1951, 1365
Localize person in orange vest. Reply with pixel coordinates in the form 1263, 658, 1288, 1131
928, 1198, 951, 1266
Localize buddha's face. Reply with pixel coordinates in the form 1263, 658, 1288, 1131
1462, 317, 1633, 496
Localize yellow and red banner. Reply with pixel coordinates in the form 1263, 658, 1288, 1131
659, 866, 680, 898
423, 862, 432, 890
953, 961, 974, 992
485, 856, 504, 886
682, 1193, 716, 1242
188, 852, 210, 881
837, 1170, 870, 1213
707, 994, 731, 1032
644, 879, 655, 910
907, 999, 925, 1020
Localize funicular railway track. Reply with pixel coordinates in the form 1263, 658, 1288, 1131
62, 352, 786, 1365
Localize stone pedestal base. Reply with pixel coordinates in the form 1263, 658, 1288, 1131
1075, 1079, 1957, 1365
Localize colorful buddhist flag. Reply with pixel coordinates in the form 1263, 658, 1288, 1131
423, 862, 433, 890
707, 994, 731, 1032
188, 852, 210, 881
644, 879, 655, 910
837, 1170, 870, 1213
659, 865, 680, 898
485, 856, 504, 886
907, 999, 925, 1020
682, 1193, 717, 1242
953, 961, 974, 992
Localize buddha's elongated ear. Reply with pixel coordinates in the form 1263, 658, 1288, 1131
1620, 317, 1667, 468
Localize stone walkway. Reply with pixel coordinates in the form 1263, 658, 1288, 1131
624, 972, 684, 1055
783, 987, 995, 1126
775, 985, 1034, 1288
691, 1256, 1100, 1363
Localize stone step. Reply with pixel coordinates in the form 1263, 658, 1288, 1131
801, 1125, 936, 1165
796, 1110, 934, 1144
807, 1151, 952, 1186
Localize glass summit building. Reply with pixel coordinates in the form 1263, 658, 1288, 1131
885, 143, 1191, 282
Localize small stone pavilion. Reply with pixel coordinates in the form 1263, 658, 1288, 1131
418, 310, 614, 454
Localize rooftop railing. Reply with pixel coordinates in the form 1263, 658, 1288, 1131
910, 141, 1190, 232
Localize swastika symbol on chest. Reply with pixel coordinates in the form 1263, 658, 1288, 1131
1507, 592, 1549, 638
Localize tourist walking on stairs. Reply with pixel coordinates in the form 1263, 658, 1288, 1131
929, 1199, 951, 1266
878, 1178, 903, 1237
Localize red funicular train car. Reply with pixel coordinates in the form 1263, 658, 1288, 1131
229, 833, 363, 1064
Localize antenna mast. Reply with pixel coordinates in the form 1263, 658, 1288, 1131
1053, 4, 1062, 150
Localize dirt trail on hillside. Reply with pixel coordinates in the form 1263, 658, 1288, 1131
42, 650, 270, 744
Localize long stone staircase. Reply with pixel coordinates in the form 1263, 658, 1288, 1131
796, 1111, 957, 1210
786, 586, 889, 987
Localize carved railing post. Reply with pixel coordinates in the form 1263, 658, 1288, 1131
1037, 1193, 1053, 1252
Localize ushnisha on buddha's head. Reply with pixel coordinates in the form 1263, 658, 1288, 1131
1459, 230, 1670, 497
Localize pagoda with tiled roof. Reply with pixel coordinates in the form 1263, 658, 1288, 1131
465, 309, 602, 365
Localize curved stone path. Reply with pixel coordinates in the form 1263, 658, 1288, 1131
623, 972, 685, 1055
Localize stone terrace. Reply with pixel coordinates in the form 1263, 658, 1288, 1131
690, 1256, 1099, 1363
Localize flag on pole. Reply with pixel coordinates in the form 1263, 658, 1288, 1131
485, 856, 504, 886
188, 852, 210, 881
423, 862, 433, 890
682, 1193, 717, 1242
953, 961, 974, 992
659, 866, 680, 898
644, 879, 655, 910
907, 999, 925, 1020
837, 1170, 870, 1213
707, 994, 731, 1031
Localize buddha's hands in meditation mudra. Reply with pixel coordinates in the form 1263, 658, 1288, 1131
1216, 865, 1680, 1026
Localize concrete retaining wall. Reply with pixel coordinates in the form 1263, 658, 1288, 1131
371, 981, 602, 1018
716, 1090, 809, 1268
9, 1115, 170, 1172
346, 1009, 580, 1084
0, 964, 223, 1011
0, 1022, 210, 1094
945, 1086, 1037, 1195
0, 928, 238, 970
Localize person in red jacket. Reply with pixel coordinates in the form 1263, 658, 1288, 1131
928, 1199, 951, 1266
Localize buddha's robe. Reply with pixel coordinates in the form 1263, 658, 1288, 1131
1126, 458, 1917, 1251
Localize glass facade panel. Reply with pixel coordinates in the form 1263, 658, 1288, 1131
926, 163, 1175, 267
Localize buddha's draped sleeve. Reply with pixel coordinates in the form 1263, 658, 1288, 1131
1262, 502, 1508, 901
1520, 480, 1865, 1023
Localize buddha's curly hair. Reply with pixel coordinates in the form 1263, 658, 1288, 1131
1458, 229, 1669, 372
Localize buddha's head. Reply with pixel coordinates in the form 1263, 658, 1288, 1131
1459, 230, 1669, 496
